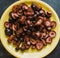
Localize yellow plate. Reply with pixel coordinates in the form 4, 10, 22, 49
0, 0, 60, 58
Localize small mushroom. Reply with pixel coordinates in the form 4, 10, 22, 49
39, 10, 45, 16
23, 26, 28, 32
24, 7, 34, 16
41, 32, 47, 39
44, 20, 51, 27
36, 41, 43, 50
8, 35, 14, 43
42, 28, 47, 33
10, 12, 19, 19
38, 16, 43, 19
21, 3, 28, 11
41, 39, 46, 45
35, 31, 41, 38
4, 22, 11, 28
19, 16, 26, 24
24, 36, 30, 42
27, 41, 31, 46
35, 19, 43, 26
35, 11, 40, 15
47, 27, 51, 31
49, 30, 56, 38
46, 12, 52, 18
46, 37, 52, 44
12, 5, 20, 12
30, 38, 36, 45
12, 23, 19, 31
51, 21, 56, 28
5, 28, 13, 36
31, 3, 42, 11
15, 28, 23, 37
26, 20, 33, 27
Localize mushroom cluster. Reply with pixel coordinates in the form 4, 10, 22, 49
4, 3, 56, 51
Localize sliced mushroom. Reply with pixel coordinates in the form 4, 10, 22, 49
41, 39, 46, 45
15, 28, 23, 37
47, 27, 51, 31
35, 31, 41, 38
51, 21, 56, 28
12, 23, 19, 31
8, 35, 14, 43
21, 3, 28, 11
19, 16, 26, 24
31, 3, 42, 11
36, 41, 43, 50
23, 26, 28, 32
30, 38, 36, 45
24, 7, 34, 16
46, 37, 52, 44
49, 30, 56, 38
46, 12, 52, 18
41, 32, 47, 39
26, 20, 33, 27
10, 12, 19, 19
38, 16, 43, 19
44, 20, 51, 27
35, 19, 43, 26
4, 22, 11, 28
39, 10, 45, 16
24, 36, 30, 42
12, 5, 20, 12
42, 28, 47, 33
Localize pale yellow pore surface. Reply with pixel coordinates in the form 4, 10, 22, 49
0, 0, 60, 58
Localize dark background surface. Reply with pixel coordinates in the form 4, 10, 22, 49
0, 0, 60, 58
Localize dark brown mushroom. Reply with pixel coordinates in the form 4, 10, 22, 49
21, 44, 30, 50
12, 23, 19, 31
30, 38, 36, 45
38, 16, 43, 19
35, 19, 43, 26
12, 5, 20, 12
24, 7, 34, 16
46, 12, 52, 18
15, 41, 21, 50
23, 26, 28, 32
24, 36, 30, 42
47, 27, 52, 31
35, 31, 41, 38
21, 3, 28, 11
36, 41, 43, 50
41, 32, 47, 39
49, 30, 56, 38
39, 10, 45, 16
8, 35, 14, 43
41, 39, 46, 45
10, 12, 19, 19
51, 21, 56, 28
15, 28, 23, 37
46, 37, 52, 44
26, 20, 33, 27
44, 20, 51, 27
31, 3, 42, 11
19, 16, 26, 24
42, 28, 47, 33
27, 41, 31, 46
4, 22, 12, 28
